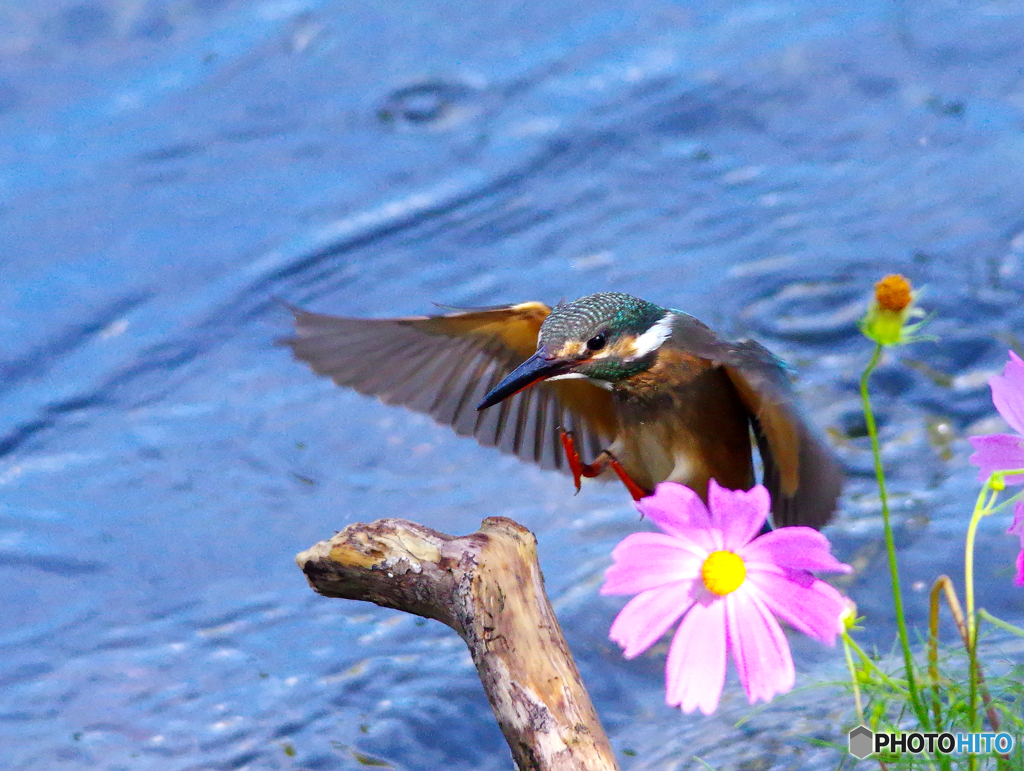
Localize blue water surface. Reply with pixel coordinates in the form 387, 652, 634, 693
2, 0, 1024, 768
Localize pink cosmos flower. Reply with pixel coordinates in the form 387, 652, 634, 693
968, 350, 1024, 486
969, 350, 1024, 585
1010, 502, 1024, 587
601, 480, 852, 715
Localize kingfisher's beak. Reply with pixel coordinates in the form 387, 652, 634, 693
477, 349, 572, 410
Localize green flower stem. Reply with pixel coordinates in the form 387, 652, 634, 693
860, 342, 929, 730
978, 608, 1024, 638
963, 470, 1024, 734
841, 632, 864, 724
986, 487, 1024, 516
963, 482, 994, 647
965, 497, 982, 736
843, 632, 909, 694
965, 479, 1001, 734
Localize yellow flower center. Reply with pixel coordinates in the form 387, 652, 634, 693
701, 550, 746, 596
874, 274, 913, 313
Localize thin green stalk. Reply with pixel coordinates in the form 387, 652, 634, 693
963, 473, 1021, 735
963, 488, 989, 734
842, 632, 864, 724
979, 608, 1024, 638
963, 482, 993, 644
986, 487, 1024, 516
860, 342, 930, 729
844, 633, 909, 694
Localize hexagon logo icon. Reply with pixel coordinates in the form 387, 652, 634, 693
849, 725, 874, 759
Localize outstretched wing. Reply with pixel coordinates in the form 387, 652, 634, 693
279, 302, 619, 471
675, 315, 843, 528
719, 341, 843, 528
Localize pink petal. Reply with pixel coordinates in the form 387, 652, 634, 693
741, 527, 852, 575
991, 351, 1024, 435
608, 582, 696, 658
665, 597, 726, 714
1009, 501, 1024, 587
968, 434, 1024, 484
707, 479, 770, 550
636, 482, 714, 537
726, 589, 795, 705
746, 567, 848, 644
601, 532, 705, 596
1008, 500, 1024, 541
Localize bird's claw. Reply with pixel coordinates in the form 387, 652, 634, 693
559, 428, 650, 502
607, 456, 649, 502
560, 429, 586, 493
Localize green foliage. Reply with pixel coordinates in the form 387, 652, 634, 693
842, 286, 1024, 770
843, 637, 1023, 769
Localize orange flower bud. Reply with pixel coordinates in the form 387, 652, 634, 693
861, 274, 923, 347
874, 274, 912, 313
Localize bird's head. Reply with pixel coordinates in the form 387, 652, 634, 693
477, 292, 672, 410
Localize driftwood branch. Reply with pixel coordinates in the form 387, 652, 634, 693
296, 516, 620, 771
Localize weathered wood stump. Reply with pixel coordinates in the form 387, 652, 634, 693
296, 516, 620, 771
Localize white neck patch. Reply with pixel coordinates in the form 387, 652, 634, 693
629, 312, 675, 359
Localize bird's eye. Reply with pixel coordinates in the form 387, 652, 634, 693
586, 333, 607, 352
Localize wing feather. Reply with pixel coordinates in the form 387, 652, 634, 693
722, 343, 843, 528
280, 304, 619, 472
529, 386, 548, 464
672, 314, 843, 528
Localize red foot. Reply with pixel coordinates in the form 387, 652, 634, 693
560, 429, 605, 494
607, 456, 649, 502
559, 429, 650, 502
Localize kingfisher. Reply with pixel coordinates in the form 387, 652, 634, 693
281, 292, 843, 528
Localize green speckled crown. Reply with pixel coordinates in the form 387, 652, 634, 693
539, 292, 666, 346
539, 293, 669, 382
